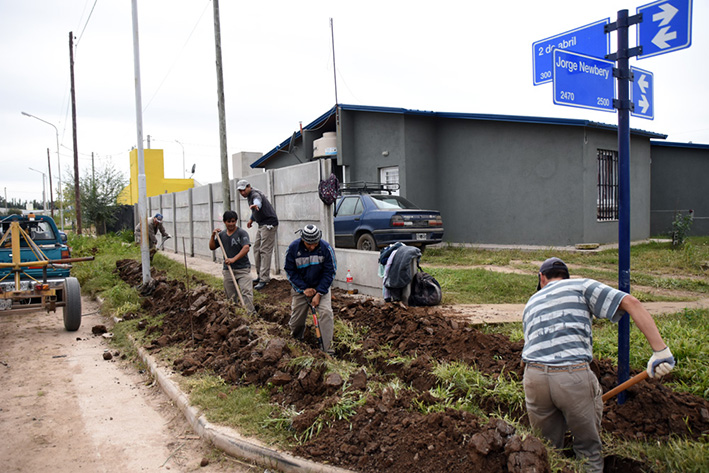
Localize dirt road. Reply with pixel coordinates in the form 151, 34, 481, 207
0, 297, 256, 473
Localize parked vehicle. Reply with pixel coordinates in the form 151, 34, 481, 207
0, 213, 92, 331
333, 182, 444, 251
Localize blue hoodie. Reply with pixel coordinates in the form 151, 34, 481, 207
284, 238, 337, 295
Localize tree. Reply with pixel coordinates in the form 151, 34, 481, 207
62, 162, 127, 234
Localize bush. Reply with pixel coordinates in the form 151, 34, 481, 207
670, 210, 694, 247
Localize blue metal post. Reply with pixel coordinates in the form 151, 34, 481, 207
615, 9, 632, 404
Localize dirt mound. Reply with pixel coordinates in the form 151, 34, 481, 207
115, 259, 709, 472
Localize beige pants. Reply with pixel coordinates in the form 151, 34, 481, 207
253, 225, 277, 283
288, 290, 334, 353
222, 267, 255, 315
523, 363, 604, 473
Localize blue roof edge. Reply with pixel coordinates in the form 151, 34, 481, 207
252, 104, 667, 168
650, 140, 709, 150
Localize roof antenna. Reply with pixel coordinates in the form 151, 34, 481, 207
330, 18, 339, 125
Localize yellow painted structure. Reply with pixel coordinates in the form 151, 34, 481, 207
117, 149, 194, 205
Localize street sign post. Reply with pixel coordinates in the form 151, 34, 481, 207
552, 50, 615, 112
637, 0, 692, 59
630, 67, 654, 119
532, 19, 609, 85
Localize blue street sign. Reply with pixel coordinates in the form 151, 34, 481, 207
553, 49, 615, 112
532, 19, 610, 86
630, 67, 654, 120
637, 0, 692, 59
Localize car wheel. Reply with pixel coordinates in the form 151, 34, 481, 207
356, 233, 376, 251
63, 277, 82, 332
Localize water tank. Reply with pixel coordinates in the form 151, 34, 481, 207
313, 132, 337, 158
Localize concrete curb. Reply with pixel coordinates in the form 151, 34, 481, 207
132, 342, 355, 473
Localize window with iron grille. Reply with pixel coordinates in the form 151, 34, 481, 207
597, 149, 619, 221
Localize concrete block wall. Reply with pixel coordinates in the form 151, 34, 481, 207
141, 161, 385, 297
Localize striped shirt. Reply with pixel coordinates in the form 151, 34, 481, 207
522, 279, 627, 365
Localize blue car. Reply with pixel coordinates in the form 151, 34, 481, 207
333, 192, 444, 251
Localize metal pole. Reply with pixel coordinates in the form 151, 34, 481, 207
615, 9, 632, 404
21, 112, 63, 230
212, 0, 231, 211
131, 0, 151, 284
46, 148, 54, 217
176, 139, 185, 179
28, 167, 47, 211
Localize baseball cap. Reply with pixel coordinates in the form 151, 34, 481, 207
301, 224, 322, 244
236, 180, 249, 190
537, 257, 569, 290
154, 213, 163, 222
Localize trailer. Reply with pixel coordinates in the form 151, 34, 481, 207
0, 214, 93, 331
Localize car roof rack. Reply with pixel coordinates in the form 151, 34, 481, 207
339, 181, 400, 195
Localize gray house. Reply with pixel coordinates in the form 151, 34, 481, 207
251, 104, 689, 247
650, 141, 709, 237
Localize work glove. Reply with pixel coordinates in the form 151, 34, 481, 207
646, 346, 675, 378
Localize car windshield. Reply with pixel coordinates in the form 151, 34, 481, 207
370, 195, 417, 210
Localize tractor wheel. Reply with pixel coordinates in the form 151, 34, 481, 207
63, 277, 82, 331
356, 233, 376, 251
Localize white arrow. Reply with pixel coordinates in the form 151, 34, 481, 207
638, 74, 649, 93
652, 26, 677, 49
638, 94, 650, 114
653, 3, 678, 26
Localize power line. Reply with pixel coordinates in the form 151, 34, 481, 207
143, 0, 212, 113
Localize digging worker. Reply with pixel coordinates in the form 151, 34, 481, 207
522, 257, 675, 472
284, 224, 336, 354
135, 213, 171, 260
237, 179, 279, 291
209, 210, 256, 316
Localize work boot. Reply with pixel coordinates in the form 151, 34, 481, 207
252, 278, 260, 284
254, 281, 267, 290
291, 325, 306, 341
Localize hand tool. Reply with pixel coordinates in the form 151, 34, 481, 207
602, 371, 649, 402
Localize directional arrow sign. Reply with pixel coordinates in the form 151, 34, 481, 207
637, 0, 692, 59
532, 19, 609, 85
631, 67, 654, 120
553, 49, 615, 112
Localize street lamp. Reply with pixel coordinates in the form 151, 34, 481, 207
28, 167, 47, 212
22, 112, 63, 230
175, 139, 185, 179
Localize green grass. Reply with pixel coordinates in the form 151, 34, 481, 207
184, 374, 293, 447
593, 308, 709, 399
423, 267, 536, 304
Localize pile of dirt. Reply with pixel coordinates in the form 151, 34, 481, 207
115, 259, 709, 472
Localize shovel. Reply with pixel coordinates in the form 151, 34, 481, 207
307, 303, 326, 351
602, 371, 649, 402
158, 235, 171, 250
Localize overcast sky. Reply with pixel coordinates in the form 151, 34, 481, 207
2, 0, 707, 205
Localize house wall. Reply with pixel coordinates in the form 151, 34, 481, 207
650, 143, 709, 236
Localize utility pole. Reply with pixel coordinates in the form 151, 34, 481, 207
69, 31, 82, 234
213, 0, 231, 211
47, 148, 54, 217
131, 0, 151, 284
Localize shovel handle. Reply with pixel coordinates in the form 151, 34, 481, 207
602, 371, 649, 402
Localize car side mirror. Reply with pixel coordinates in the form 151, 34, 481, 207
60, 232, 67, 243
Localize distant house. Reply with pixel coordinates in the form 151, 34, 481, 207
118, 149, 195, 205
251, 104, 705, 246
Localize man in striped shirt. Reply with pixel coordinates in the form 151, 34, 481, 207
522, 257, 674, 472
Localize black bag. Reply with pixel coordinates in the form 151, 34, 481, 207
408, 267, 442, 306
318, 173, 340, 205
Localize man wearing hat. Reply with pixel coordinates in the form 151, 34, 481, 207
236, 180, 279, 290
522, 257, 675, 472
135, 213, 171, 260
284, 224, 337, 354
